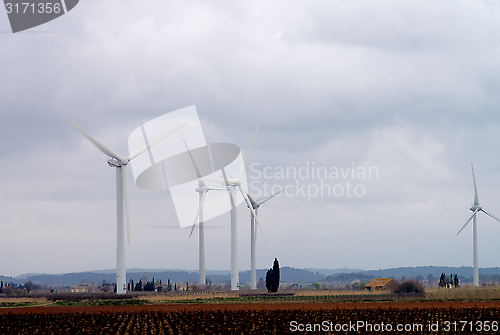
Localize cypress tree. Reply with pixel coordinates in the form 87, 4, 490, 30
265, 258, 280, 292
135, 279, 143, 291
273, 258, 280, 291
439, 273, 444, 287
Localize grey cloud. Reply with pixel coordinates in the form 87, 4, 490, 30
2, 0, 500, 276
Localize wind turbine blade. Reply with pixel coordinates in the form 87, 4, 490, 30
221, 168, 235, 208
480, 208, 500, 223
191, 192, 207, 237
238, 185, 267, 242
471, 163, 479, 206
189, 224, 197, 238
184, 139, 208, 188
62, 115, 125, 162
246, 192, 256, 204
207, 186, 227, 191
128, 124, 185, 161
239, 125, 259, 178
255, 188, 287, 206
122, 167, 131, 245
457, 209, 478, 235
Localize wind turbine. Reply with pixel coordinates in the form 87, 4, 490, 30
457, 163, 500, 287
62, 116, 184, 294
203, 126, 265, 290
183, 140, 225, 285
246, 188, 286, 289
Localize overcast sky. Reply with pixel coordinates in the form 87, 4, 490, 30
2, 0, 500, 278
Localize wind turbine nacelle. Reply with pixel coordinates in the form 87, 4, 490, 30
108, 158, 124, 168
226, 179, 240, 186
470, 205, 481, 212
246, 202, 258, 210
196, 185, 211, 193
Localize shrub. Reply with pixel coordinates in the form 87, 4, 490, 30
396, 280, 424, 295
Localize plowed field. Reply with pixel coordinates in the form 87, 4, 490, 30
1, 300, 500, 334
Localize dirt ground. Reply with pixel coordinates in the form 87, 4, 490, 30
2, 300, 499, 315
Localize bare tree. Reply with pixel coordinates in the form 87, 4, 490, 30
25, 281, 34, 293
3, 285, 14, 295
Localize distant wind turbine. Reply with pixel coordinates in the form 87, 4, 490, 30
456, 163, 500, 287
184, 140, 225, 285
203, 126, 265, 290
246, 188, 286, 289
62, 116, 184, 294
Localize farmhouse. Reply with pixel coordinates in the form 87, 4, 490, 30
70, 286, 90, 293
364, 278, 399, 293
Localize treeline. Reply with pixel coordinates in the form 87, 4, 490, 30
479, 274, 500, 284
0, 280, 44, 295
362, 266, 500, 279
19, 271, 205, 286
128, 278, 161, 292
128, 278, 179, 292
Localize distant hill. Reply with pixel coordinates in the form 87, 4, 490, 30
322, 273, 374, 283
6, 266, 500, 287
8, 267, 324, 286
21, 271, 203, 286
239, 267, 324, 284
305, 268, 365, 276
0, 276, 16, 284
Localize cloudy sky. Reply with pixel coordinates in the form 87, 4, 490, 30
2, 0, 500, 278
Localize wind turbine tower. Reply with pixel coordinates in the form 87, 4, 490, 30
246, 189, 285, 289
204, 126, 265, 290
184, 140, 225, 285
63, 116, 184, 294
457, 163, 500, 287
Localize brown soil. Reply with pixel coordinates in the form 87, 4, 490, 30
2, 300, 500, 315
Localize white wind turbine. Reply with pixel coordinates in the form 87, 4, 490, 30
457, 163, 500, 287
62, 116, 184, 294
204, 126, 265, 290
246, 188, 286, 289
184, 140, 225, 285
